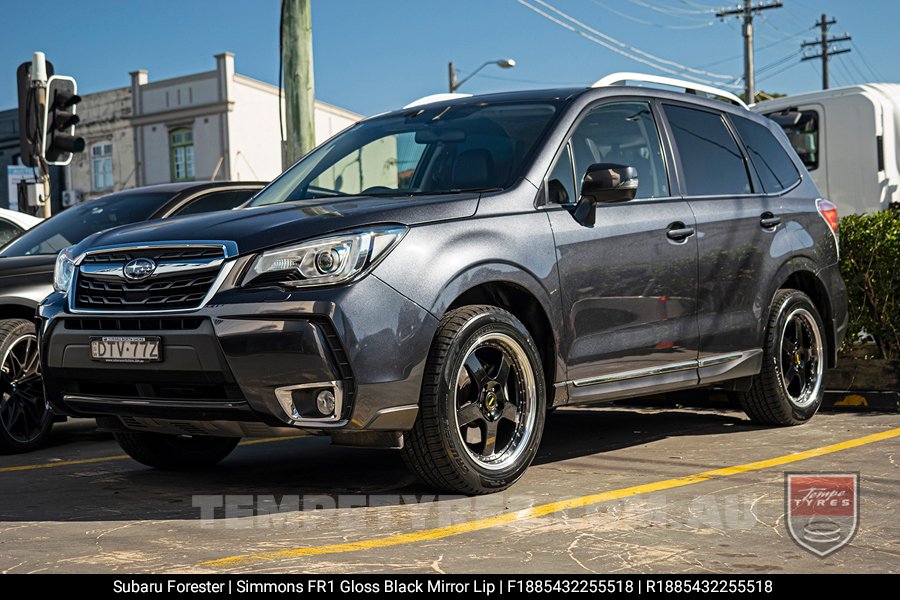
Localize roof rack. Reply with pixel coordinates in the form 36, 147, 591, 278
591, 72, 747, 109
403, 92, 473, 109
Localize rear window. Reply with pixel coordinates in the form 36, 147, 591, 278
731, 116, 801, 193
664, 105, 752, 197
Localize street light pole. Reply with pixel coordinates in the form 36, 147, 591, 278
448, 58, 516, 93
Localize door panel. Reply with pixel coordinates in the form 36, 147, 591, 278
662, 103, 770, 365
688, 195, 778, 361
547, 100, 698, 387
550, 201, 699, 383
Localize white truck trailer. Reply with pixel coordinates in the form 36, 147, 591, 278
754, 84, 900, 215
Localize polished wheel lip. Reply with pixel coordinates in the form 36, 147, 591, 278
776, 307, 824, 409
0, 333, 48, 444
451, 332, 537, 472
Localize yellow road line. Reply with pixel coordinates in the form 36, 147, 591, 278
0, 436, 301, 474
202, 426, 900, 569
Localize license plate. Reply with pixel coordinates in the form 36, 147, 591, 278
90, 336, 162, 363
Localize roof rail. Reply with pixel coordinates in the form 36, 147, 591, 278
591, 72, 747, 109
403, 92, 473, 109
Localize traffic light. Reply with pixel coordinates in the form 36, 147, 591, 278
43, 75, 84, 165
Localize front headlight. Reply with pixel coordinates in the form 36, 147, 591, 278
244, 226, 407, 288
53, 246, 76, 293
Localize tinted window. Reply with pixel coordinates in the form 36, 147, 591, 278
0, 219, 22, 247
0, 191, 172, 256
546, 143, 577, 204
664, 105, 751, 196
172, 189, 258, 216
250, 101, 562, 206
570, 101, 669, 199
768, 109, 819, 170
732, 116, 801, 193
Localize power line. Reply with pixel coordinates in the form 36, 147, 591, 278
755, 49, 802, 76
591, 0, 716, 29
455, 69, 585, 87
756, 58, 802, 84
697, 26, 809, 69
628, 0, 717, 18
849, 41, 885, 81
517, 0, 738, 85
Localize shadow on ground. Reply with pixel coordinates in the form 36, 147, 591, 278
0, 406, 773, 523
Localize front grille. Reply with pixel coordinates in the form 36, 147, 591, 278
72, 245, 226, 312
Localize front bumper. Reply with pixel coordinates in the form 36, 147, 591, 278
39, 260, 438, 435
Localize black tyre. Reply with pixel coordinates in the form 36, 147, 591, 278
114, 430, 240, 469
402, 305, 547, 495
739, 289, 827, 425
0, 319, 52, 454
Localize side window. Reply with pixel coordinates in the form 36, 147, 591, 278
172, 189, 258, 217
0, 219, 22, 247
570, 101, 669, 199
731, 116, 801, 193
664, 104, 752, 196
768, 110, 819, 170
546, 142, 577, 205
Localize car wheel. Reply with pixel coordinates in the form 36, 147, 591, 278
0, 319, 52, 454
114, 431, 240, 469
402, 305, 547, 495
739, 289, 827, 425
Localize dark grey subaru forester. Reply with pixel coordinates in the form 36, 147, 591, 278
39, 75, 847, 494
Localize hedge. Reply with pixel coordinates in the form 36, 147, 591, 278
839, 210, 900, 359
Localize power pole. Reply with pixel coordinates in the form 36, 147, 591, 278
448, 62, 457, 93
716, 0, 783, 103
801, 14, 851, 90
281, 0, 316, 166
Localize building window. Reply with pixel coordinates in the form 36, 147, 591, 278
91, 142, 113, 190
169, 128, 195, 182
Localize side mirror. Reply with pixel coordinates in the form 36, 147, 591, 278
574, 163, 638, 226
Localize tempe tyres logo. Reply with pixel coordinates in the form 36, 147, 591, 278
785, 472, 859, 557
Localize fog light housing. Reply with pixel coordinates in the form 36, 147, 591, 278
274, 381, 344, 424
316, 390, 336, 415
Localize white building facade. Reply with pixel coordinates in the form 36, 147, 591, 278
130, 53, 360, 186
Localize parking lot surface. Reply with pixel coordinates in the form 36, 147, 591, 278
0, 406, 897, 573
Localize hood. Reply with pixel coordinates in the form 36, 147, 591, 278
0, 254, 57, 278
72, 193, 480, 257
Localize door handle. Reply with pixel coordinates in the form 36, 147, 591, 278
666, 222, 695, 242
760, 212, 781, 229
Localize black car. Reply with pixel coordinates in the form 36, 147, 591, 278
0, 181, 264, 453
39, 76, 847, 494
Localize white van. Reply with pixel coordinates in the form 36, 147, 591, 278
754, 84, 900, 215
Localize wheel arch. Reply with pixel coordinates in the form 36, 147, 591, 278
438, 269, 563, 404
773, 262, 837, 367
0, 300, 39, 324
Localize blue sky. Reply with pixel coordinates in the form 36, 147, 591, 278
1, 0, 896, 116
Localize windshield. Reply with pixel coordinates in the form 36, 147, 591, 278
0, 191, 173, 257
250, 101, 561, 206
